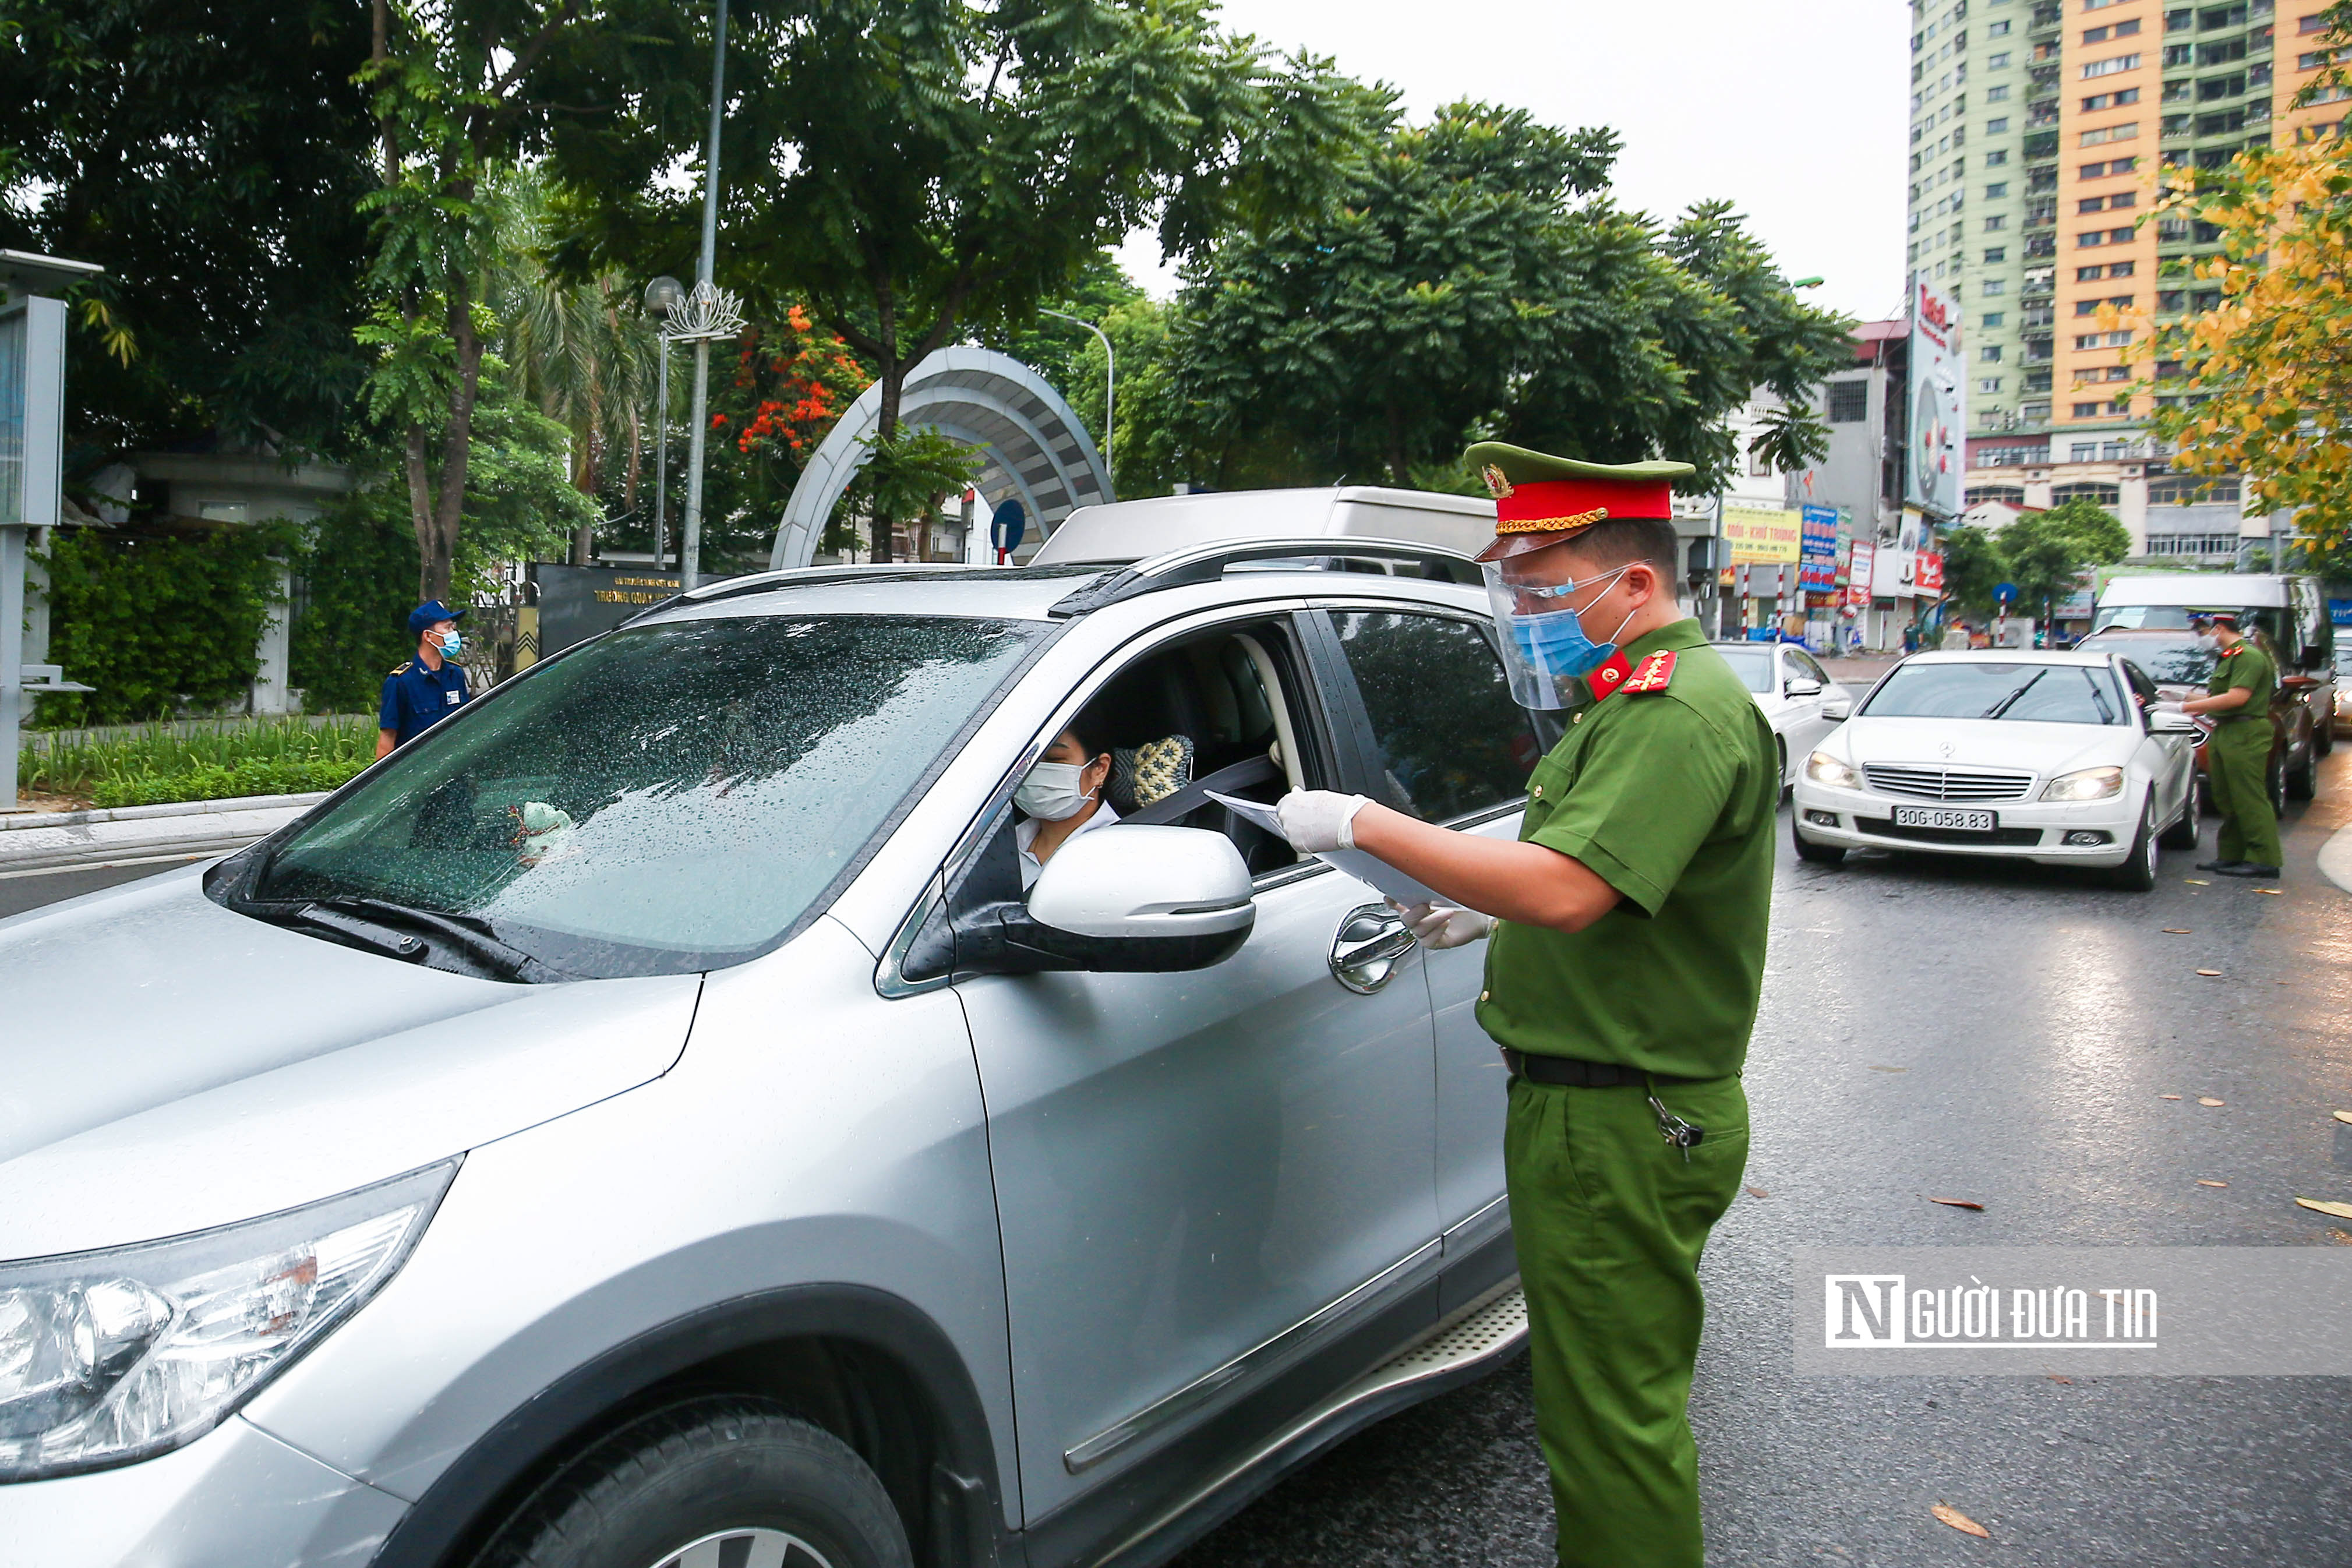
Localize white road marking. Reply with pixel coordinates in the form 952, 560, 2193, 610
2319, 822, 2352, 895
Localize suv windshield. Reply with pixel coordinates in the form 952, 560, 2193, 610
1862, 661, 2124, 725
1714, 647, 1776, 694
2079, 634, 2213, 686
230, 614, 1046, 977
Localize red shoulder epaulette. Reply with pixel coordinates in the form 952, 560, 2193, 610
1620, 649, 1677, 694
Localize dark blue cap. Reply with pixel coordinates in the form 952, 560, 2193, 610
408, 600, 466, 634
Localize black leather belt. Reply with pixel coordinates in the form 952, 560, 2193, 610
1500, 1047, 1687, 1088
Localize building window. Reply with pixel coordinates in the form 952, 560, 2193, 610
2083, 19, 2144, 43
1968, 486, 2029, 506
1982, 310, 2007, 327
2080, 122, 2141, 146
2081, 52, 2143, 77
2083, 88, 2144, 109
1984, 251, 2009, 267
1988, 181, 2011, 197
1980, 377, 2007, 393
2053, 482, 2125, 506
1991, 18, 2014, 34
2148, 475, 2242, 503
2302, 10, 2330, 31
1990, 84, 2013, 103
1982, 345, 2006, 361
2106, 259, 2136, 276
1828, 381, 1870, 423
2169, 7, 2195, 31
2080, 157, 2141, 178
1987, 147, 2011, 165
1990, 51, 2014, 68
2074, 401, 2103, 416
1986, 214, 2008, 230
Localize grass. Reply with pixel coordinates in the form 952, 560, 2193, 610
18, 718, 379, 809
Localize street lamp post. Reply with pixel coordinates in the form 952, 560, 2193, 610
1039, 309, 1113, 482
679, 0, 730, 591
642, 276, 683, 570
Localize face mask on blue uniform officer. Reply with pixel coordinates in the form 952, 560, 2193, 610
1484, 556, 1641, 710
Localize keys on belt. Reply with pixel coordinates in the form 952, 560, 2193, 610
1499, 1047, 1707, 1161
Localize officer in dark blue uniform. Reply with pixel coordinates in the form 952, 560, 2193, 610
377, 600, 472, 758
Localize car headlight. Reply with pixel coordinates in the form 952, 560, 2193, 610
2041, 765, 2125, 802
1805, 751, 1859, 790
0, 1161, 455, 1482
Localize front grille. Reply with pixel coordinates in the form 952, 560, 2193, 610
1869, 819, 2046, 847
1861, 764, 2035, 802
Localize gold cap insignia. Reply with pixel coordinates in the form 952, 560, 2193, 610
1481, 464, 1514, 500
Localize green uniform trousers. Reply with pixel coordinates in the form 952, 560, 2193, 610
1505, 1073, 1749, 1568
2205, 720, 2282, 867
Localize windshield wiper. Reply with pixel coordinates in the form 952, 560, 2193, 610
1981, 670, 2049, 721
306, 896, 570, 983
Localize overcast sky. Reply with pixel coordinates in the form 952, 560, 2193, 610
1117, 0, 1911, 327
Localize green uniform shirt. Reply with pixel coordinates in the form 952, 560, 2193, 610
1477, 619, 1779, 1080
2208, 638, 2275, 722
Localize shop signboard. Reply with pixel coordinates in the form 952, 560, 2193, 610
1846, 541, 1876, 606
1799, 504, 1839, 592
1915, 549, 1945, 596
1872, 547, 1919, 599
535, 563, 690, 656
1722, 502, 1804, 564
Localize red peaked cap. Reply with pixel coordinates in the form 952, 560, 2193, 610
1464, 442, 1696, 563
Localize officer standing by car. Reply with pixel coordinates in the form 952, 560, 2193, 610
2186, 610, 2283, 880
1274, 443, 1777, 1568
377, 599, 472, 760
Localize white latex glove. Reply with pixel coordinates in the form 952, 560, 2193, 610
1274, 790, 1372, 853
1397, 900, 1494, 949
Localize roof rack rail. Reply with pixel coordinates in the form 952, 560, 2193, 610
1046, 536, 1482, 619
617, 562, 983, 627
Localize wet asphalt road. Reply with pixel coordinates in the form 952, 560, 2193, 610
1175, 747, 2352, 1568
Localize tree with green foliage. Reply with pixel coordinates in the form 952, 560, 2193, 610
1998, 498, 2131, 623
1163, 103, 1850, 491
553, 0, 1373, 559
0, 0, 377, 459
1936, 524, 2006, 621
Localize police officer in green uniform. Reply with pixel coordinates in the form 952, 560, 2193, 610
2185, 611, 2282, 879
1273, 444, 1777, 1568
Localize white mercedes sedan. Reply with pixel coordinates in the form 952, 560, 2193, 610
1790, 650, 2202, 890
1711, 641, 1857, 791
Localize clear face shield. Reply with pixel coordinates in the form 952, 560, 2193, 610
1482, 552, 1638, 711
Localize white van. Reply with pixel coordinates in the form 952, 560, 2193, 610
2092, 573, 2333, 669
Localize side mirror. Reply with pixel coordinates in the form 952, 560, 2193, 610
1029, 825, 1253, 942
2149, 708, 2200, 736
1820, 698, 1852, 722
1785, 677, 1824, 698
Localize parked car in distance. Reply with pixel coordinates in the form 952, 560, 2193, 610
0, 529, 1539, 1568
2335, 642, 2352, 736
1710, 641, 1855, 792
2074, 627, 2324, 808
1791, 650, 2202, 891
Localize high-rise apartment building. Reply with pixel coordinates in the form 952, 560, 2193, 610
1909, 0, 2346, 559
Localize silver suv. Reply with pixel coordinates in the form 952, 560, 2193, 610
0, 516, 1536, 1568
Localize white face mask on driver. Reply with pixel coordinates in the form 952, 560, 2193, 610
1015, 759, 1099, 822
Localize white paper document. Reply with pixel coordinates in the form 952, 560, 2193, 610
1205, 790, 1442, 906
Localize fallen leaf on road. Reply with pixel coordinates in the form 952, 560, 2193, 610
2333, 1110, 2352, 1126
2047, 1374, 2074, 1385
1743, 1184, 1768, 1198
2162, 927, 2191, 934
2196, 969, 2223, 977
2296, 1198, 2352, 1221
2199, 1097, 2226, 1107
2256, 888, 2282, 895
1867, 1064, 1908, 1072
2185, 878, 2211, 885
2198, 1179, 2227, 1188
1932, 1504, 1991, 1539
2161, 1094, 2184, 1100
2332, 1230, 2352, 1246
1928, 1197, 1986, 1210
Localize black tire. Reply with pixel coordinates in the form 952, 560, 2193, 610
2287, 735, 2316, 800
2159, 775, 2200, 850
2316, 715, 2335, 757
2270, 754, 2290, 817
2199, 755, 2219, 815
1792, 813, 1846, 864
472, 1399, 912, 1568
2109, 803, 2159, 892
1777, 737, 1791, 801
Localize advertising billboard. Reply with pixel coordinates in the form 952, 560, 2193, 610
1906, 280, 1964, 519
1799, 504, 1839, 593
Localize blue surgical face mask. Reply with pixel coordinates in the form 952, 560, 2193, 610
1503, 565, 1638, 693
437, 628, 462, 657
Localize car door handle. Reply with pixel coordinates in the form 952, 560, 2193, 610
1330, 903, 1415, 994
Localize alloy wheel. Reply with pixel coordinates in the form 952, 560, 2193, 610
646, 1528, 837, 1568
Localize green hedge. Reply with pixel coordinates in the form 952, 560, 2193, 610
37, 525, 291, 726
90, 756, 370, 808
291, 495, 423, 716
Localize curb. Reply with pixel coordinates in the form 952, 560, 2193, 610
0, 792, 329, 875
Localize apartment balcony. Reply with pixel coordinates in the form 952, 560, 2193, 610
2021, 304, 2056, 327
2024, 131, 2060, 157
2027, 101, 2061, 127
